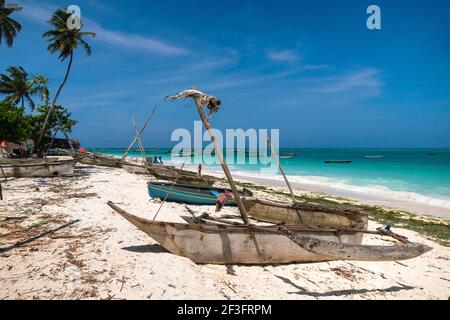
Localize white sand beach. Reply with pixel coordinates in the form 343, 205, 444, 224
0, 164, 449, 300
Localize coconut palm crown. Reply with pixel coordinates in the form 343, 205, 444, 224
0, 0, 22, 47
42, 8, 95, 61
0, 66, 36, 110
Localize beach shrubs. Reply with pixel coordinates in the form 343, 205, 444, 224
0, 100, 31, 142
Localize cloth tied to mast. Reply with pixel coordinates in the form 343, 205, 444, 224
165, 89, 221, 114
215, 192, 233, 212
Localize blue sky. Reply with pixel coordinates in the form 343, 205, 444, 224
1, 0, 449, 147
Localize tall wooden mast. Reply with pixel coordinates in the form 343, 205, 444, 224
192, 96, 250, 225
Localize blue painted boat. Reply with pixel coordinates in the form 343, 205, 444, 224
148, 181, 252, 205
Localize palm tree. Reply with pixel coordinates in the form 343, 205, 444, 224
0, 66, 36, 110
0, 0, 22, 47
31, 75, 50, 107
37, 8, 95, 147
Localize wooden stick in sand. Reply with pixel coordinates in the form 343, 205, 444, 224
130, 110, 147, 160
121, 105, 157, 161
0, 163, 6, 201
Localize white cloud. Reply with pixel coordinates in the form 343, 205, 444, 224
85, 20, 190, 56
266, 49, 300, 63
20, 1, 189, 56
308, 67, 381, 93
20, 1, 54, 23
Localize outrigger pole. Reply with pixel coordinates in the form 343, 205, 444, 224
266, 136, 297, 204
192, 96, 251, 225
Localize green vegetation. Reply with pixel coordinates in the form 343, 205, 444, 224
0, 99, 76, 145
0, 66, 44, 110
0, 101, 31, 141
28, 104, 78, 142
351, 204, 450, 246
0, 6, 95, 151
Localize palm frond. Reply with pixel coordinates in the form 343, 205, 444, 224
43, 8, 95, 60
0, 1, 22, 47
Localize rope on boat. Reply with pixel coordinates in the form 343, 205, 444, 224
152, 159, 188, 221
196, 213, 410, 244
151, 107, 213, 221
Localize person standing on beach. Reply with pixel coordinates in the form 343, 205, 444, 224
197, 163, 202, 176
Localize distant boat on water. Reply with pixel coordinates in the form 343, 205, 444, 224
364, 155, 384, 159
324, 160, 353, 164
280, 152, 297, 159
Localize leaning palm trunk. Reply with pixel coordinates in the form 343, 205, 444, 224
37, 52, 74, 150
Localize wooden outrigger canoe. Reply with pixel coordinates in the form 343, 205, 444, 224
0, 157, 75, 178
146, 164, 217, 186
107, 202, 432, 264
80, 153, 122, 168
54, 149, 121, 168
109, 89, 432, 265
241, 197, 368, 229
120, 161, 148, 175
148, 181, 252, 205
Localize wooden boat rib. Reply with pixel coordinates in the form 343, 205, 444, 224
242, 197, 368, 229
148, 181, 252, 205
0, 157, 75, 178
107, 202, 432, 264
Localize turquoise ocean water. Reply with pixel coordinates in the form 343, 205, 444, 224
90, 148, 450, 208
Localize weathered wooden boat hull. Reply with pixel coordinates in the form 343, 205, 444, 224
80, 153, 122, 168
146, 165, 217, 186
107, 202, 431, 264
48, 149, 87, 163
0, 158, 75, 178
120, 162, 148, 174
148, 181, 251, 205
242, 197, 368, 231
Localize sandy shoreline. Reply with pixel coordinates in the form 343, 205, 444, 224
0, 164, 449, 300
